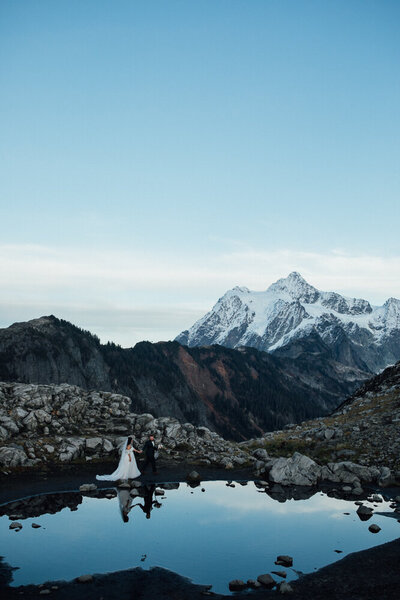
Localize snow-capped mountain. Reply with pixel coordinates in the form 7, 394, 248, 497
176, 272, 400, 373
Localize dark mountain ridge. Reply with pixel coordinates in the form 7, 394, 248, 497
0, 316, 368, 440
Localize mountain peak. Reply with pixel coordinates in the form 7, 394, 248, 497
267, 272, 320, 303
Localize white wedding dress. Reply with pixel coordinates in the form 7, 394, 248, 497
96, 440, 141, 481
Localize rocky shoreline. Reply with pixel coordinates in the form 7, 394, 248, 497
1, 381, 399, 496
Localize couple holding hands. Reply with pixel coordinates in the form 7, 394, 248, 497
97, 434, 162, 481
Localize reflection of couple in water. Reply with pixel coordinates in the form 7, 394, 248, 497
97, 434, 162, 482
117, 484, 161, 523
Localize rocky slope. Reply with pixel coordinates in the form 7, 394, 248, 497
176, 271, 400, 373
243, 360, 400, 481
0, 316, 365, 439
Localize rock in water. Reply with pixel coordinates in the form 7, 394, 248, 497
368, 524, 381, 533
79, 483, 97, 492
356, 505, 373, 521
187, 470, 201, 482
229, 580, 247, 591
257, 574, 276, 588
276, 555, 293, 567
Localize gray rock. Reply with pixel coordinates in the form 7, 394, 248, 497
79, 483, 97, 492
187, 470, 201, 482
252, 448, 270, 461
378, 466, 393, 487
85, 437, 103, 452
368, 524, 381, 533
371, 494, 383, 503
9, 522, 22, 530
276, 555, 293, 567
257, 574, 276, 588
279, 582, 294, 594
324, 428, 335, 440
247, 579, 261, 589
269, 453, 320, 486
229, 580, 247, 591
356, 505, 373, 521
0, 447, 29, 468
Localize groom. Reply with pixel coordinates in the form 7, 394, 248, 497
141, 434, 159, 474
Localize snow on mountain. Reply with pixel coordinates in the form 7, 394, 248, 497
176, 272, 400, 373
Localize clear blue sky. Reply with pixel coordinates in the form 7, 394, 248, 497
0, 1, 399, 345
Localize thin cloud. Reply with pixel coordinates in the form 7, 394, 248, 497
1, 243, 399, 345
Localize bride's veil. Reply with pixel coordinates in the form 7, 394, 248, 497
116, 437, 129, 470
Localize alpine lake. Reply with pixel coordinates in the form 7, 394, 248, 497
1, 479, 400, 595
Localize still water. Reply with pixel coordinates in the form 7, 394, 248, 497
1, 481, 399, 594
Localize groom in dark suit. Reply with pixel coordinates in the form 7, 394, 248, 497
141, 434, 159, 474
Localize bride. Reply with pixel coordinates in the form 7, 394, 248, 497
96, 436, 142, 481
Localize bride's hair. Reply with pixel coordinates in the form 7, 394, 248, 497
126, 436, 133, 447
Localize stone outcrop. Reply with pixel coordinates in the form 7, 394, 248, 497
251, 448, 395, 489
268, 453, 320, 486
0, 382, 252, 471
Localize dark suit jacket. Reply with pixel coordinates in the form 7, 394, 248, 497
143, 440, 156, 457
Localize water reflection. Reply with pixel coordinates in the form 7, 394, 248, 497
0, 481, 399, 594
132, 485, 157, 520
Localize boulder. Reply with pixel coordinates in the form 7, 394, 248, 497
252, 448, 270, 461
187, 471, 201, 482
229, 580, 247, 591
0, 446, 29, 468
378, 466, 393, 487
79, 483, 97, 493
102, 439, 114, 453
269, 453, 320, 486
247, 579, 261, 589
22, 412, 38, 432
279, 582, 294, 594
275, 555, 293, 567
257, 574, 276, 588
85, 437, 103, 452
356, 505, 373, 521
368, 524, 381, 533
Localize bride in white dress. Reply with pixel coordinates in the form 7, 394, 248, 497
96, 436, 142, 481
